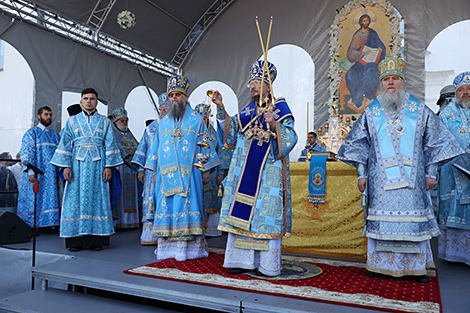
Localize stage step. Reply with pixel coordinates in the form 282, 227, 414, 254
0, 288, 175, 313
27, 257, 378, 313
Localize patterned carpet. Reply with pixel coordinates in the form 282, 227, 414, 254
124, 247, 441, 313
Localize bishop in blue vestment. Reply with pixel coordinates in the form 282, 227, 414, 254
438, 71, 470, 266
146, 75, 221, 261
212, 60, 297, 277
337, 57, 463, 283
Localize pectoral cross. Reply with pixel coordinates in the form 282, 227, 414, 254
171, 127, 184, 143
241, 106, 255, 116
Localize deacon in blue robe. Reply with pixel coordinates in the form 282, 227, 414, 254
337, 57, 463, 282
146, 75, 221, 261
438, 72, 470, 266
212, 60, 298, 277
17, 106, 61, 228
51, 88, 123, 251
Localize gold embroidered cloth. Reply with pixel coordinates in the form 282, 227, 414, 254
283, 161, 366, 258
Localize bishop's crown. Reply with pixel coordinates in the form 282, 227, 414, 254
167, 75, 190, 97
378, 56, 406, 80
249, 60, 277, 84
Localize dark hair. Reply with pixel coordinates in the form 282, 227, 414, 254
0, 152, 11, 159
359, 14, 370, 25
37, 106, 52, 115
308, 131, 317, 137
81, 88, 98, 98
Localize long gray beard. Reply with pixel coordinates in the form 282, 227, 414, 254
459, 99, 470, 109
116, 123, 128, 132
169, 99, 188, 120
380, 88, 406, 114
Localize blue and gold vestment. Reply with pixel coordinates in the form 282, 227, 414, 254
217, 98, 297, 250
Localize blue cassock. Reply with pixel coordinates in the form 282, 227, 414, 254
51, 111, 123, 238
438, 99, 470, 230
132, 119, 159, 222
145, 107, 221, 239
17, 125, 61, 228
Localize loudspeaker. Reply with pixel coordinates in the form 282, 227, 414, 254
0, 210, 33, 245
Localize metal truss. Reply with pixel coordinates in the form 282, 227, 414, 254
0, 0, 178, 77
86, 0, 116, 34
171, 0, 235, 67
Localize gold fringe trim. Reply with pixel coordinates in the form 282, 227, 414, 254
164, 187, 185, 197
161, 166, 178, 175
226, 215, 251, 231
234, 193, 255, 206
234, 237, 269, 251
217, 224, 285, 239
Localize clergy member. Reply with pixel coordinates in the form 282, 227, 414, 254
131, 92, 170, 245
110, 107, 140, 229
51, 88, 123, 251
212, 60, 297, 276
145, 75, 221, 261
437, 71, 470, 266
17, 106, 61, 230
337, 57, 463, 283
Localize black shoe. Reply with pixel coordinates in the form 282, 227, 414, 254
90, 246, 103, 251
253, 270, 272, 278
68, 247, 82, 252
413, 275, 429, 283
229, 268, 251, 275
367, 271, 381, 278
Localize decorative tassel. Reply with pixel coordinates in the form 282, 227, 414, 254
218, 184, 223, 197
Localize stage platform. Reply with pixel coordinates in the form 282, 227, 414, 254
0, 228, 469, 313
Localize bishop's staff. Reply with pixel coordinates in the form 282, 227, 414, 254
255, 16, 277, 140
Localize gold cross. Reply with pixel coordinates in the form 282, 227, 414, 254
241, 106, 255, 116
162, 128, 172, 137
184, 125, 195, 135
171, 127, 184, 143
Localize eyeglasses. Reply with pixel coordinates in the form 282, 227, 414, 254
247, 80, 262, 88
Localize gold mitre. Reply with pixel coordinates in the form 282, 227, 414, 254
378, 56, 406, 80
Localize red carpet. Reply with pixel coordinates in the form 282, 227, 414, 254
124, 248, 441, 313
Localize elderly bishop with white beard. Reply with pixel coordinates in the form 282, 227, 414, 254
337, 56, 464, 283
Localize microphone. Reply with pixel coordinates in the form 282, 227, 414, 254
23, 160, 45, 176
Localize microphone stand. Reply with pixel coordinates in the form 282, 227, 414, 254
23, 161, 44, 290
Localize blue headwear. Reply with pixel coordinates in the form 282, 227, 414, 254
158, 92, 169, 105
453, 72, 470, 90
167, 75, 190, 97
248, 60, 277, 84
194, 103, 211, 118
111, 107, 128, 122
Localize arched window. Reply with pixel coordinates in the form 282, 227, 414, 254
262, 44, 315, 161
61, 92, 107, 128
189, 81, 238, 128
124, 86, 159, 139
0, 40, 34, 156
425, 20, 470, 113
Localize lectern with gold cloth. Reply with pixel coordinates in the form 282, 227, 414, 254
282, 161, 366, 258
